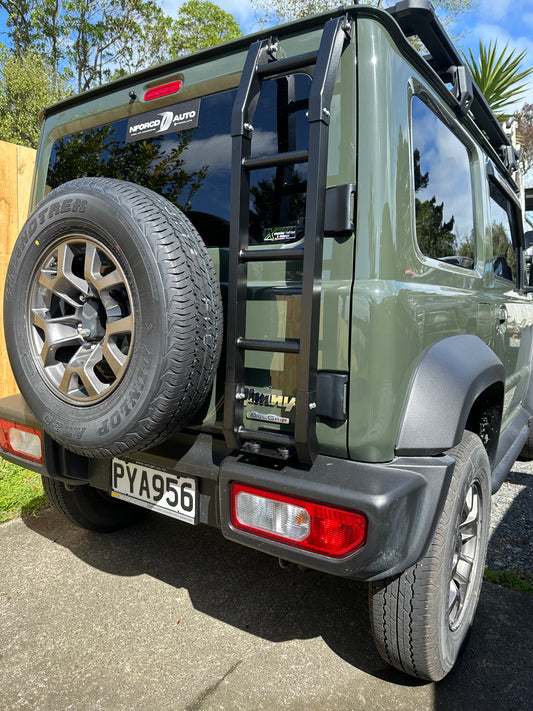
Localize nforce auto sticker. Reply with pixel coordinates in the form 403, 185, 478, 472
126, 99, 200, 143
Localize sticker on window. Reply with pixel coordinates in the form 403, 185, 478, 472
126, 99, 200, 143
263, 225, 304, 243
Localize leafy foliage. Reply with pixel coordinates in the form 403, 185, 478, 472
170, 1, 242, 56
47, 124, 208, 210
492, 220, 516, 279
484, 566, 533, 595
0, 1, 242, 93
0, 1, 242, 145
0, 49, 70, 147
464, 40, 533, 121
252, 0, 476, 27
416, 196, 456, 259
413, 148, 457, 260
515, 102, 533, 180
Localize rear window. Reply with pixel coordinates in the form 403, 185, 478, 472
47, 75, 311, 247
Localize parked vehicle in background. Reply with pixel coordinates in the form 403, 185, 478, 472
2, 0, 533, 681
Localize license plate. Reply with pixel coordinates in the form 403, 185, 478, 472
111, 458, 197, 524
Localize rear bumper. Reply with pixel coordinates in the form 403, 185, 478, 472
0, 393, 454, 581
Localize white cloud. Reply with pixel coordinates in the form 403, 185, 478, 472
475, 0, 515, 22
413, 100, 474, 241
173, 129, 277, 174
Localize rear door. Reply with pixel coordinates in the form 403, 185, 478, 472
486, 168, 533, 427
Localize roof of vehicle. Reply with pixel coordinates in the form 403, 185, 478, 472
40, 1, 516, 186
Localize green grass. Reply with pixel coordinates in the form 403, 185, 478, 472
0, 458, 48, 523
484, 566, 533, 594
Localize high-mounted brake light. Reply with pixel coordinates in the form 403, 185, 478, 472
0, 419, 43, 463
144, 81, 183, 101
231, 483, 367, 557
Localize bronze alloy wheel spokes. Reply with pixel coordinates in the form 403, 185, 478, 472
28, 237, 134, 405
448, 481, 481, 630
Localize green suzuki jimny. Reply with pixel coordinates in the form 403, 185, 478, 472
2, 0, 532, 681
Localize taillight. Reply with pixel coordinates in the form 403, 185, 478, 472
0, 419, 43, 463
230, 483, 367, 557
144, 81, 183, 101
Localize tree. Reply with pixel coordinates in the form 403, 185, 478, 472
0, 49, 70, 147
0, 1, 242, 92
413, 149, 457, 259
110, 1, 172, 77
170, 1, 241, 57
514, 102, 533, 181
63, 0, 175, 93
464, 40, 533, 122
47, 124, 208, 210
252, 0, 476, 28
416, 195, 456, 259
0, 0, 68, 83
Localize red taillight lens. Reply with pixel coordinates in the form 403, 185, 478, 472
144, 81, 182, 101
231, 483, 367, 557
0, 419, 43, 463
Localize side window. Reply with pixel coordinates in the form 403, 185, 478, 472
489, 183, 520, 288
411, 96, 475, 268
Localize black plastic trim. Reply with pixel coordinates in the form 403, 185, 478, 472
396, 335, 505, 456
316, 371, 348, 423
219, 451, 455, 580
324, 184, 355, 235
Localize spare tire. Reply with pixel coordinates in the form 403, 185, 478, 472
4, 178, 222, 458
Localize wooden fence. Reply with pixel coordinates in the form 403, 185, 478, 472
0, 140, 37, 398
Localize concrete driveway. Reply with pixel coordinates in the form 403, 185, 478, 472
1, 506, 532, 711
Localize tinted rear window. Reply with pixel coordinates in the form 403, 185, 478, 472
47, 75, 311, 247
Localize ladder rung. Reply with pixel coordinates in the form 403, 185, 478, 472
289, 98, 309, 114
239, 429, 295, 447
283, 181, 307, 195
237, 337, 300, 354
257, 51, 319, 78
240, 248, 304, 262
243, 149, 308, 171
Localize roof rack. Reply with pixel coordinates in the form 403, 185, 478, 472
387, 0, 518, 176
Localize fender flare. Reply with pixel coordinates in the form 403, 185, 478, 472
396, 335, 504, 456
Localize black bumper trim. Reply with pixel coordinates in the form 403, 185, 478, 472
0, 393, 454, 581
218, 452, 454, 581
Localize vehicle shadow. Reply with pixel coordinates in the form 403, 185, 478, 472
486, 468, 533, 578
22, 486, 533, 708
435, 464, 533, 711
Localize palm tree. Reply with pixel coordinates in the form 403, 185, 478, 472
464, 40, 533, 122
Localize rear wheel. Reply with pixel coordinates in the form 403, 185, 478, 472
42, 475, 145, 532
369, 431, 490, 681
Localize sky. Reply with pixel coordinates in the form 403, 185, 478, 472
452, 0, 533, 110
2, 0, 533, 109
160, 0, 533, 111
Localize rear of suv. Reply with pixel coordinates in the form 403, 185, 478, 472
2, 1, 532, 681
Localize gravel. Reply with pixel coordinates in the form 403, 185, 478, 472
487, 459, 533, 577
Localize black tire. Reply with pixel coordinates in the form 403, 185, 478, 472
4, 178, 222, 458
42, 475, 145, 532
369, 431, 490, 681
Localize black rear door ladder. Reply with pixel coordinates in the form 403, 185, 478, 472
223, 14, 352, 464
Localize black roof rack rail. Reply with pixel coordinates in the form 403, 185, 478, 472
387, 0, 518, 176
